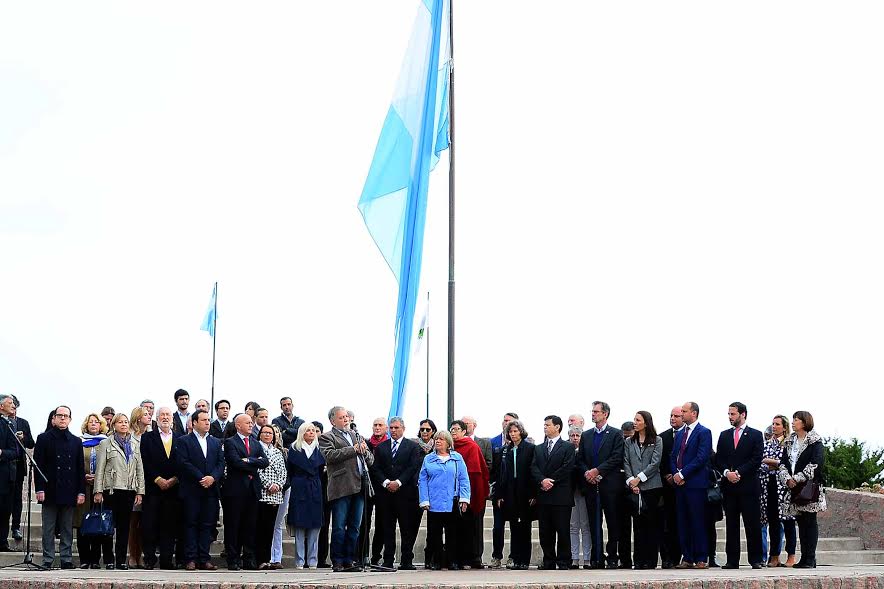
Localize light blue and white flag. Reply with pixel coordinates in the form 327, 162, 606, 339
200, 282, 217, 338
358, 0, 450, 419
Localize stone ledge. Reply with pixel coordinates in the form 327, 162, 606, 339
819, 487, 884, 550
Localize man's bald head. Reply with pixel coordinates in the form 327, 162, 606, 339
235, 412, 253, 436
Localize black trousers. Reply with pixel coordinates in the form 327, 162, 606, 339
508, 517, 532, 566
77, 527, 114, 566
223, 495, 258, 567
255, 502, 279, 566
141, 491, 178, 567
796, 511, 818, 565
471, 503, 486, 564
538, 504, 571, 568
724, 491, 762, 565
659, 486, 681, 565
106, 490, 135, 566
379, 495, 419, 565
318, 476, 331, 565
12, 463, 25, 532
618, 489, 633, 566
632, 488, 661, 568
426, 508, 464, 567
0, 492, 10, 549
586, 486, 620, 565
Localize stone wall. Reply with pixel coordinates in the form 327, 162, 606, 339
818, 487, 884, 549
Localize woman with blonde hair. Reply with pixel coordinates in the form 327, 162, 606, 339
75, 413, 112, 568
93, 413, 145, 570
126, 407, 150, 567
286, 421, 326, 568
269, 424, 290, 569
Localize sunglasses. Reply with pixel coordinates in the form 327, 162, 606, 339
419, 427, 432, 432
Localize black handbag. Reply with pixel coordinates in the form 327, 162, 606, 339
706, 469, 723, 504
452, 460, 463, 516
791, 480, 820, 506
81, 505, 114, 537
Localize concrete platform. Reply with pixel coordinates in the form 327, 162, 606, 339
0, 564, 882, 588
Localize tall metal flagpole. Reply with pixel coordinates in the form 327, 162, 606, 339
446, 0, 456, 426
209, 281, 217, 421
426, 291, 430, 419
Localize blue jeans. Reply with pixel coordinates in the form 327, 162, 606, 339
330, 492, 364, 565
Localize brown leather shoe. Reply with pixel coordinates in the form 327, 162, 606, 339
184, 561, 197, 571
675, 561, 694, 569
694, 562, 708, 569
199, 562, 218, 571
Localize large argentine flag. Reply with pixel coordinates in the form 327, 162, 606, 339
358, 0, 450, 419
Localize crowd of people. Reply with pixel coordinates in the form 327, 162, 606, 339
0, 391, 828, 573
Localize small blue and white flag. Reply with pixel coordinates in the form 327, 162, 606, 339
200, 283, 217, 338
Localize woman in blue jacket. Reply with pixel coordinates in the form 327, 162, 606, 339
286, 422, 326, 569
418, 430, 471, 570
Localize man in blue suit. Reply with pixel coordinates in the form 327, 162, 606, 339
671, 401, 712, 569
176, 410, 225, 571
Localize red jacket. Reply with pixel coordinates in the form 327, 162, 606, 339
454, 436, 489, 514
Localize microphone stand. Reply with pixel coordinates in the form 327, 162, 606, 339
0, 417, 48, 571
351, 428, 394, 573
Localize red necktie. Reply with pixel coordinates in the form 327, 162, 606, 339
676, 427, 689, 469
733, 427, 740, 448
244, 437, 252, 479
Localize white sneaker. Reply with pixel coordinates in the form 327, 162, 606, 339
490, 558, 502, 568
294, 564, 304, 569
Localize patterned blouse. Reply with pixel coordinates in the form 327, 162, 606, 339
258, 444, 288, 505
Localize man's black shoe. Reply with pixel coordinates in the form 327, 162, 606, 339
470, 561, 484, 569
538, 563, 556, 570
722, 563, 739, 569
708, 559, 721, 568
557, 563, 570, 570
60, 562, 74, 570
751, 563, 763, 569
661, 561, 674, 569
317, 562, 331, 568
605, 562, 619, 570
0, 545, 12, 552
399, 563, 416, 570
332, 563, 344, 572
228, 563, 242, 571
449, 563, 462, 570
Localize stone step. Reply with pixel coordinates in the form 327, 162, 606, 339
16, 535, 884, 568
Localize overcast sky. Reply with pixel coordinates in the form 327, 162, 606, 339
2, 1, 883, 446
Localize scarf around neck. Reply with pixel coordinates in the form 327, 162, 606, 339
114, 433, 132, 463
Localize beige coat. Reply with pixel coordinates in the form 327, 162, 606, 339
94, 435, 146, 496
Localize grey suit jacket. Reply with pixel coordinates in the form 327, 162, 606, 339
623, 436, 663, 491
473, 436, 493, 473
319, 428, 375, 502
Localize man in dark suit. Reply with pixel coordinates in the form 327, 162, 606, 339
715, 401, 764, 569
176, 409, 225, 571
531, 415, 574, 570
369, 416, 423, 570
222, 412, 268, 570
209, 399, 235, 440
659, 406, 684, 568
172, 389, 191, 435
8, 395, 34, 542
576, 401, 626, 569
671, 401, 713, 569
140, 407, 181, 570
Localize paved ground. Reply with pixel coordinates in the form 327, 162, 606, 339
1, 564, 882, 588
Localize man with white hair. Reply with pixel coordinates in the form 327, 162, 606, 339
140, 407, 181, 570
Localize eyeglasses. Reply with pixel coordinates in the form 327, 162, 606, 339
419, 427, 432, 432
56, 414, 71, 419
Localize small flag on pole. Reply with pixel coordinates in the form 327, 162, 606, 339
200, 283, 217, 338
